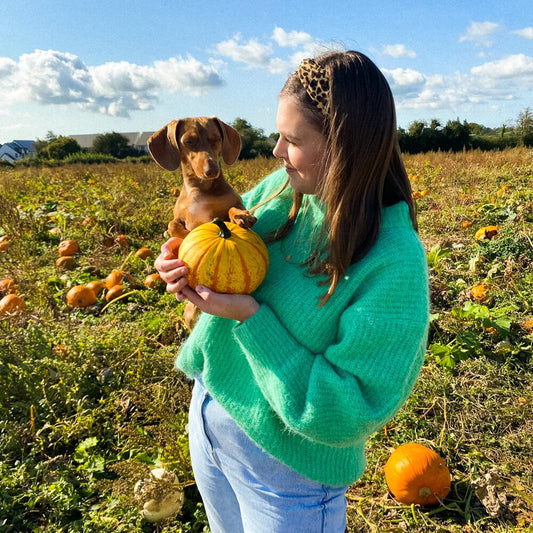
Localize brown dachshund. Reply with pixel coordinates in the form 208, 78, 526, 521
147, 116, 256, 238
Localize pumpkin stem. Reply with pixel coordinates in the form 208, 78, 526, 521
212, 219, 232, 239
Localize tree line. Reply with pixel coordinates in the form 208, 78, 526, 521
398, 108, 533, 153
26, 108, 533, 162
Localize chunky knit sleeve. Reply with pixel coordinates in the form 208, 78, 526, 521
232, 235, 429, 447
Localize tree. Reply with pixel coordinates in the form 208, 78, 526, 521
45, 136, 82, 160
92, 132, 139, 158
231, 118, 274, 159
516, 108, 533, 146
442, 119, 471, 151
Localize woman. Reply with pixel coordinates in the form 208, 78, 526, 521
155, 50, 430, 532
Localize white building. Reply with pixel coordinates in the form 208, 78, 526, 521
0, 140, 36, 163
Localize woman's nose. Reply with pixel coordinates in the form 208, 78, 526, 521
272, 138, 285, 159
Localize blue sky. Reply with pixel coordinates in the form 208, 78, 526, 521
1, 0, 532, 143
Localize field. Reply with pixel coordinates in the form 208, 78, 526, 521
0, 149, 532, 532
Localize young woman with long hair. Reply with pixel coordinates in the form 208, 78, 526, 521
155, 50, 429, 533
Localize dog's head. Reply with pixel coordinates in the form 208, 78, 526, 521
147, 117, 241, 179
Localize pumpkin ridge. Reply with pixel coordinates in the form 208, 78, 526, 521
193, 242, 217, 288
236, 244, 252, 293
241, 236, 269, 265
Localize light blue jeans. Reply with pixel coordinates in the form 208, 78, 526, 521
188, 378, 348, 533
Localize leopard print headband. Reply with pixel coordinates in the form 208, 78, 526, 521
296, 58, 330, 115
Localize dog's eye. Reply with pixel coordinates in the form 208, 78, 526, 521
182, 136, 197, 148
208, 137, 221, 146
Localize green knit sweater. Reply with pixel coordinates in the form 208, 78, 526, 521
176, 168, 430, 486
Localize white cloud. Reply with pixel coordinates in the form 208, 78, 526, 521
382, 44, 416, 59
214, 31, 321, 74
513, 27, 533, 40
470, 53, 533, 79
0, 49, 223, 117
215, 34, 273, 67
271, 27, 314, 48
459, 21, 501, 47
390, 54, 533, 115
382, 68, 425, 94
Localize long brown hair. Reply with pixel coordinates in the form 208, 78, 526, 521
266, 50, 416, 305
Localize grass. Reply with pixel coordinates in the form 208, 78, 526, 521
0, 150, 532, 531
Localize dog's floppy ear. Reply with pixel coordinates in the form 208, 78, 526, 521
213, 118, 241, 165
147, 120, 181, 170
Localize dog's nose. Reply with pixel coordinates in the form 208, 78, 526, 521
204, 160, 220, 179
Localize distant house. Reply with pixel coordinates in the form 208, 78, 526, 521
69, 132, 153, 152
0, 140, 36, 163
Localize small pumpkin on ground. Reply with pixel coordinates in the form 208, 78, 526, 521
105, 270, 135, 290
474, 225, 498, 240
178, 219, 269, 294
66, 285, 97, 308
0, 279, 16, 295
384, 442, 451, 506
106, 284, 125, 302
114, 234, 130, 248
58, 239, 80, 256
0, 294, 26, 315
55, 256, 77, 270
144, 273, 162, 289
136, 247, 154, 260
470, 283, 489, 302
86, 280, 106, 296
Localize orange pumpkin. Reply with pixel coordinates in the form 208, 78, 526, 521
384, 443, 451, 506
144, 273, 162, 289
55, 256, 77, 270
135, 247, 154, 260
105, 270, 135, 290
0, 294, 26, 315
66, 285, 97, 308
0, 278, 16, 295
58, 239, 80, 256
86, 280, 106, 296
114, 234, 130, 248
106, 284, 124, 302
178, 219, 268, 294
474, 225, 498, 240
470, 283, 489, 302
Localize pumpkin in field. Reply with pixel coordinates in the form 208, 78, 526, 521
470, 283, 489, 302
135, 247, 154, 260
178, 219, 269, 294
106, 284, 124, 302
105, 270, 135, 289
0, 294, 26, 315
58, 239, 80, 256
384, 443, 451, 506
66, 285, 97, 308
0, 278, 16, 295
55, 256, 77, 270
144, 273, 162, 289
86, 280, 106, 296
475, 225, 498, 240
114, 234, 130, 248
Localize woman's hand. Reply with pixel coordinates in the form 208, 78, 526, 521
154, 237, 260, 322
154, 238, 190, 300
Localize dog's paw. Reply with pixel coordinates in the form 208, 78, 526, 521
229, 208, 257, 229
